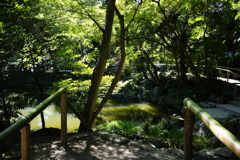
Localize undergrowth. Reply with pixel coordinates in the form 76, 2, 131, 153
97, 119, 209, 150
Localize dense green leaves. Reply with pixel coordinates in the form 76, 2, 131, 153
1, 0, 240, 130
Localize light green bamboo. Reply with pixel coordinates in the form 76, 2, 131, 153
0, 87, 66, 145
184, 98, 240, 158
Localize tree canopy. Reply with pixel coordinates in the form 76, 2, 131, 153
1, 0, 240, 130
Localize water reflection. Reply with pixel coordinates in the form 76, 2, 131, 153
19, 105, 80, 133
19, 101, 170, 133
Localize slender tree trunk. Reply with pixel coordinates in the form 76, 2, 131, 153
142, 50, 161, 86
30, 52, 45, 129
179, 51, 188, 83
1, 90, 11, 126
91, 7, 126, 123
79, 0, 116, 131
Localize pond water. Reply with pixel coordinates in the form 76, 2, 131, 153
19, 100, 170, 133
19, 105, 80, 133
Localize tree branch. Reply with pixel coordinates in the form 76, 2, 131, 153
125, 2, 141, 31
76, 0, 104, 32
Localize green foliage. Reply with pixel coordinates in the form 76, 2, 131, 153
53, 75, 115, 108
193, 132, 211, 149
98, 119, 212, 149
0, 92, 26, 131
97, 121, 144, 135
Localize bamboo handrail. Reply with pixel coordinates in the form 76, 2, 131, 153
0, 87, 91, 159
184, 98, 240, 159
217, 67, 240, 79
217, 67, 240, 99
218, 66, 240, 72
0, 87, 66, 145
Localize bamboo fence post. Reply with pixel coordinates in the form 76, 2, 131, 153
227, 71, 229, 82
61, 92, 67, 145
21, 124, 30, 160
184, 106, 194, 160
234, 84, 236, 100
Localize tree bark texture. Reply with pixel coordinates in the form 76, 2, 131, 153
91, 6, 126, 123
79, 0, 116, 131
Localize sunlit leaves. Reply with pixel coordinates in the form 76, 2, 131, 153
231, 1, 240, 20
191, 25, 207, 39
188, 16, 204, 25
72, 61, 93, 75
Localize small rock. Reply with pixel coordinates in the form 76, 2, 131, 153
193, 147, 233, 160
199, 102, 209, 108
166, 148, 184, 158
149, 150, 182, 160
208, 102, 216, 108
129, 141, 155, 151
95, 130, 130, 145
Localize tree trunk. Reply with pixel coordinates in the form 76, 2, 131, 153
91, 7, 126, 123
179, 51, 188, 83
30, 52, 45, 129
142, 50, 161, 86
1, 90, 11, 127
79, 0, 116, 131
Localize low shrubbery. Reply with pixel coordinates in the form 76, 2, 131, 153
97, 119, 211, 150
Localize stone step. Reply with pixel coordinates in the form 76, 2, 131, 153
228, 100, 240, 107
217, 104, 240, 116
234, 97, 240, 102
203, 108, 232, 119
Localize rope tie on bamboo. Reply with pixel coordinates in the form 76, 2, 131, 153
21, 115, 31, 123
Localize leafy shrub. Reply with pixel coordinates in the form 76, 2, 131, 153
0, 92, 25, 131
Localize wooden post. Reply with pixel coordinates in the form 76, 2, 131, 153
184, 107, 194, 160
21, 124, 30, 160
234, 84, 236, 100
227, 71, 229, 82
61, 92, 67, 145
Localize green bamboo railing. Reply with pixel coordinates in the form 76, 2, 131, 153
0, 87, 89, 160
0, 87, 66, 145
218, 66, 240, 72
184, 98, 240, 160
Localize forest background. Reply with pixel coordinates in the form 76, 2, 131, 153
1, 0, 240, 132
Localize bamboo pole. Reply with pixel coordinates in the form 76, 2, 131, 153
234, 84, 236, 100
21, 124, 30, 160
184, 106, 194, 160
184, 98, 240, 158
227, 71, 229, 82
61, 92, 67, 145
0, 87, 66, 145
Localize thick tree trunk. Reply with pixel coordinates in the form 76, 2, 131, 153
79, 0, 116, 131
